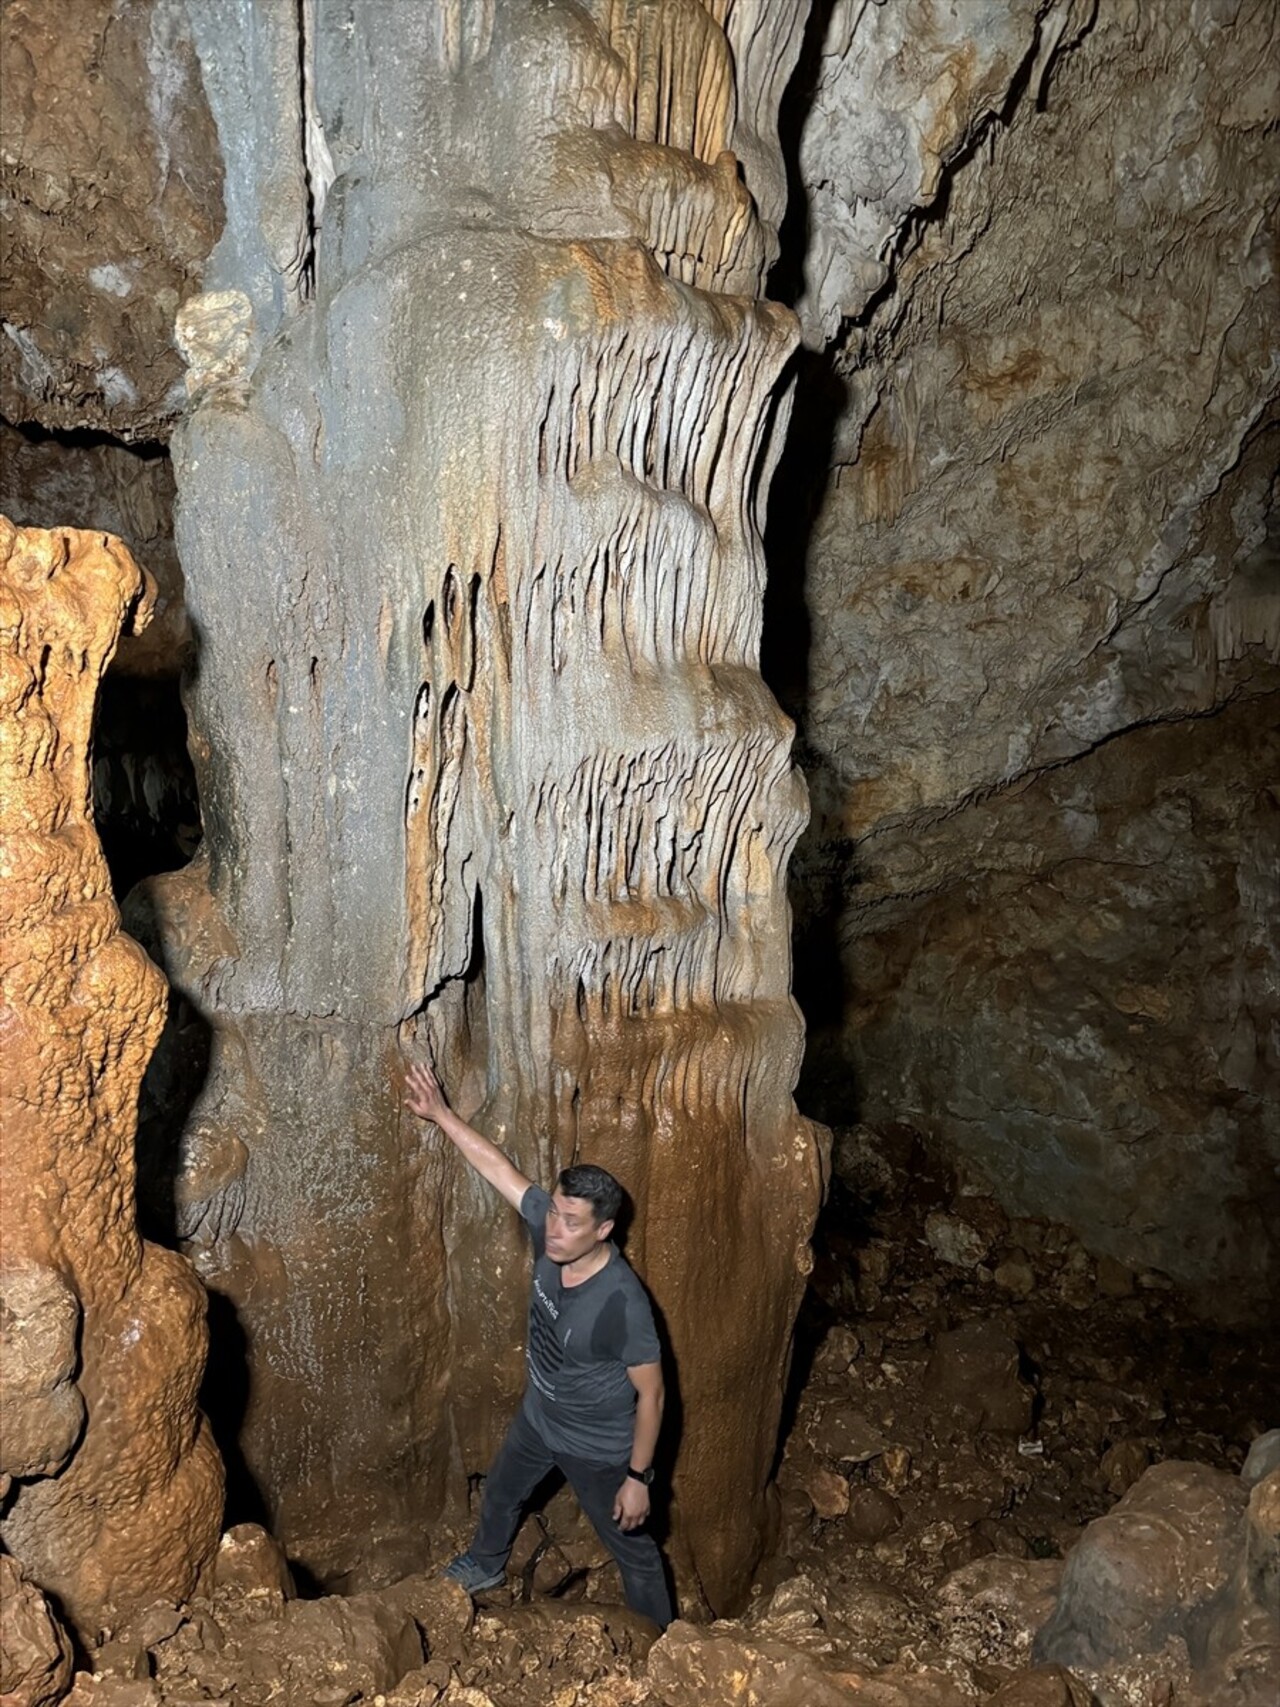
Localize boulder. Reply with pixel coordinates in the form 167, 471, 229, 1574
1034, 1461, 1247, 1669
383, 1661, 452, 1705
993, 1253, 1036, 1300
1187, 1641, 1280, 1707
1241, 1430, 1280, 1490
985, 1665, 1092, 1706
825, 1663, 972, 1705
1094, 1256, 1135, 1298
814, 1325, 862, 1375
846, 1486, 902, 1543
1243, 1468, 1280, 1618
934, 1556, 1063, 1667
648, 1620, 854, 1707
806, 1399, 889, 1465
925, 1212, 992, 1269
806, 1466, 852, 1520
923, 1322, 1034, 1437
1203, 1468, 1280, 1678
379, 1574, 474, 1664
211, 1523, 295, 1600
1099, 1439, 1150, 1498
0, 1554, 74, 1707
150, 1586, 423, 1703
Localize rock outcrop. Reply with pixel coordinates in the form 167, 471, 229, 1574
781, 0, 1280, 1315
0, 518, 222, 1638
1036, 1457, 1280, 1704
0, 0, 224, 439
124, 1, 823, 1610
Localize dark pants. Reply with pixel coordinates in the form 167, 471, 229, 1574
468, 1405, 674, 1629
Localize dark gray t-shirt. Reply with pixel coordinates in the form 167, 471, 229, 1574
519, 1184, 661, 1463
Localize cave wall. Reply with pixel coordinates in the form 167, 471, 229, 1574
782, 0, 1279, 1317
0, 0, 224, 438
0, 517, 222, 1640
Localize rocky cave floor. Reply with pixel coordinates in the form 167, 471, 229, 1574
25, 1127, 1278, 1707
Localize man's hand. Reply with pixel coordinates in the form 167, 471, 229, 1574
404, 1061, 449, 1125
402, 1062, 532, 1210
613, 1476, 650, 1532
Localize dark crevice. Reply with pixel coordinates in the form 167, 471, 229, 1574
295, 0, 319, 299
766, 0, 837, 311
1, 415, 170, 460
0, 413, 202, 902
93, 675, 203, 898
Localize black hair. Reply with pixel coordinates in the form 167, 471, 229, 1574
557, 1163, 623, 1226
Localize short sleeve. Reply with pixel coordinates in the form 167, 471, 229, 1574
520, 1183, 551, 1258
620, 1281, 661, 1367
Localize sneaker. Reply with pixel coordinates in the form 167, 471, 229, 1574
442, 1552, 506, 1594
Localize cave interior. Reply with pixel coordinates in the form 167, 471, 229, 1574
0, 3, 1277, 1706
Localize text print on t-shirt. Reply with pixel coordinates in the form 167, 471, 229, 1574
528, 1276, 565, 1398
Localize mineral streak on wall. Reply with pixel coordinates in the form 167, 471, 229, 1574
141, 0, 824, 1608
0, 517, 223, 1639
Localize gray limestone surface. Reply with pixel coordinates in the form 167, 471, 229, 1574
781, 0, 1280, 1317
129, 0, 823, 1609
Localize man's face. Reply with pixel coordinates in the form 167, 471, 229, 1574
545, 1192, 612, 1265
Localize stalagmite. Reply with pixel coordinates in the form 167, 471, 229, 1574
0, 517, 223, 1639
129, 0, 824, 1608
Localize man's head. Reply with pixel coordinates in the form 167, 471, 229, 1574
545, 1164, 623, 1265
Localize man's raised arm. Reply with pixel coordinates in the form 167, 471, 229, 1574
404, 1062, 532, 1211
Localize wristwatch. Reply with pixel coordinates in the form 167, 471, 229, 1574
627, 1464, 655, 1487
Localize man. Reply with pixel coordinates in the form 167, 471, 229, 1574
404, 1062, 674, 1629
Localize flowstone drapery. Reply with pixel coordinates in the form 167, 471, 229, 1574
0, 517, 222, 1640
137, 1, 823, 1608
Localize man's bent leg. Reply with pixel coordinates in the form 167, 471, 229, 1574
466, 1407, 556, 1576
562, 1456, 674, 1629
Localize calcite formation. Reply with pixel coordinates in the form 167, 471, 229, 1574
0, 517, 222, 1638
783, 0, 1280, 1313
123, 0, 823, 1609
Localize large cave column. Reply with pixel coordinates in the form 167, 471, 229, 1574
157, 0, 821, 1604
420, 253, 822, 1610
0, 517, 222, 1640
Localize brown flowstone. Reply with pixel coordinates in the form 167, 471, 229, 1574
0, 517, 223, 1639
